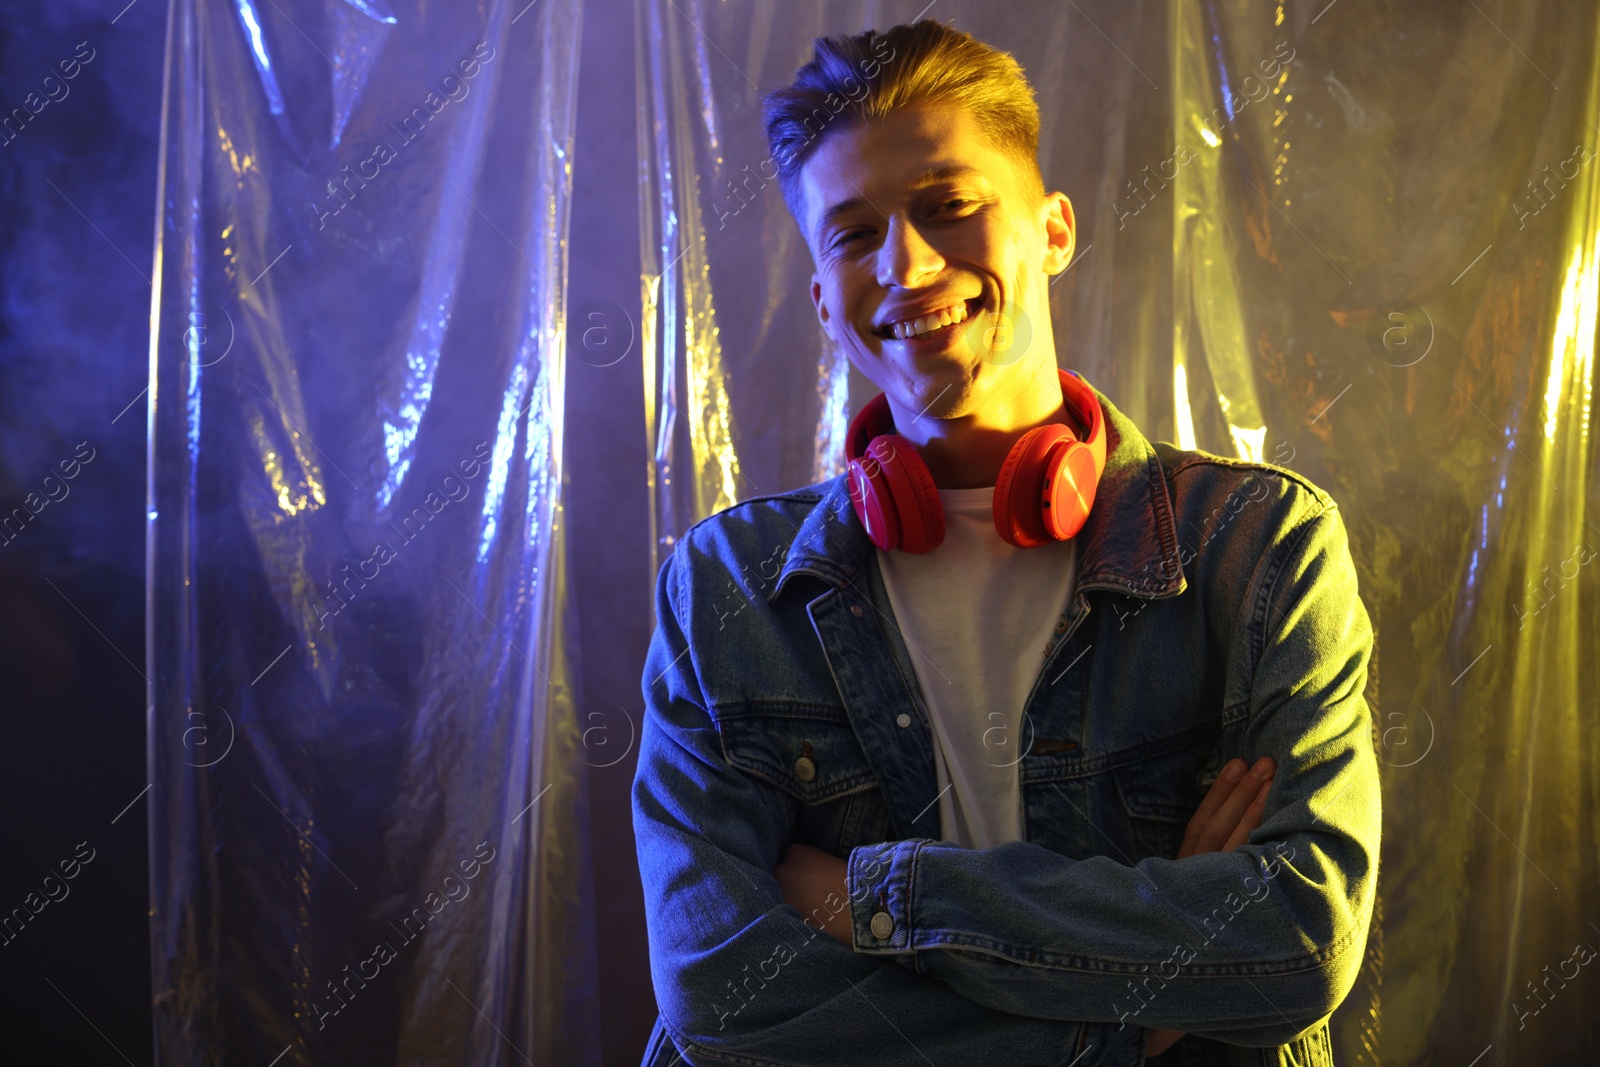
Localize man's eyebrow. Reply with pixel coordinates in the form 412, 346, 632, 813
813, 166, 991, 242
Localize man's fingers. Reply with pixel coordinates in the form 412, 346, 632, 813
1222, 779, 1271, 852
1180, 756, 1276, 857
1206, 757, 1275, 849
1178, 759, 1247, 859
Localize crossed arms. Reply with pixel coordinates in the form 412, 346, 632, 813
632, 504, 1379, 1066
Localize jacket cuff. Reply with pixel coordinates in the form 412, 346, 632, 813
846, 839, 921, 956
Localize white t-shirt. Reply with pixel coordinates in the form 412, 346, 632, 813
875, 485, 1079, 850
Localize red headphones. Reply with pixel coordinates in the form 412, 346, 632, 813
844, 368, 1107, 552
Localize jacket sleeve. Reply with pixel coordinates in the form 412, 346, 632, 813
633, 539, 1148, 1067
845, 501, 1381, 1047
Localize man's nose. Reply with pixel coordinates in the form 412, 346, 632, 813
875, 215, 944, 289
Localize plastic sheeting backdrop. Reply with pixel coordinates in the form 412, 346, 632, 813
635, 1, 1598, 1064
147, 0, 1600, 1064
147, 0, 598, 1063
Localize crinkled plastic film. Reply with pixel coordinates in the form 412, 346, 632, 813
636, 1, 1600, 1062
146, 0, 598, 1062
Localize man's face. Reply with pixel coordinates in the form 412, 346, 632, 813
801, 103, 1075, 422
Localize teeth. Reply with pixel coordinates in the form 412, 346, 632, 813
890, 302, 969, 339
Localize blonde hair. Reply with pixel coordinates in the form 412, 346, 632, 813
762, 19, 1045, 225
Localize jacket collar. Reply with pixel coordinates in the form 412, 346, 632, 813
765, 382, 1187, 605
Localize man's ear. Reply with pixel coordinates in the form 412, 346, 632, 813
811, 274, 837, 344
1041, 192, 1076, 278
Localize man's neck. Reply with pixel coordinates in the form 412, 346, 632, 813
890, 359, 1075, 490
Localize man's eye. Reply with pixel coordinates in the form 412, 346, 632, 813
938, 198, 975, 212
836, 229, 871, 247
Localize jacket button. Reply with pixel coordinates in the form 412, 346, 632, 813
896, 713, 911, 727
850, 603, 864, 617
794, 755, 816, 782
870, 911, 895, 940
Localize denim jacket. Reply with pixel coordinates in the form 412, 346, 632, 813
632, 383, 1380, 1067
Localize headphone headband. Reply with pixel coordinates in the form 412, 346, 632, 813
845, 368, 1105, 468
843, 368, 1107, 551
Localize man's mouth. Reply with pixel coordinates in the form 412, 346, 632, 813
874, 298, 983, 341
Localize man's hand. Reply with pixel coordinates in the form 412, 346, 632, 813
771, 757, 1278, 1053
1177, 755, 1276, 859
1148, 755, 1277, 1057
773, 842, 854, 946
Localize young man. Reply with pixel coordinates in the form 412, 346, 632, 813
632, 20, 1378, 1067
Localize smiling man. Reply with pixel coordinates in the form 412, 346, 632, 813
632, 20, 1379, 1067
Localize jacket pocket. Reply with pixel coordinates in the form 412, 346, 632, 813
1113, 777, 1191, 860
715, 705, 879, 806
1111, 737, 1215, 860
1111, 715, 1250, 860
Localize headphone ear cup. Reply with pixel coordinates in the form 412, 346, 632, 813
847, 453, 902, 551
869, 433, 944, 553
1042, 438, 1100, 540
993, 424, 1075, 548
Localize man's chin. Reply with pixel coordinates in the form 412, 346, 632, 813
891, 363, 979, 422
